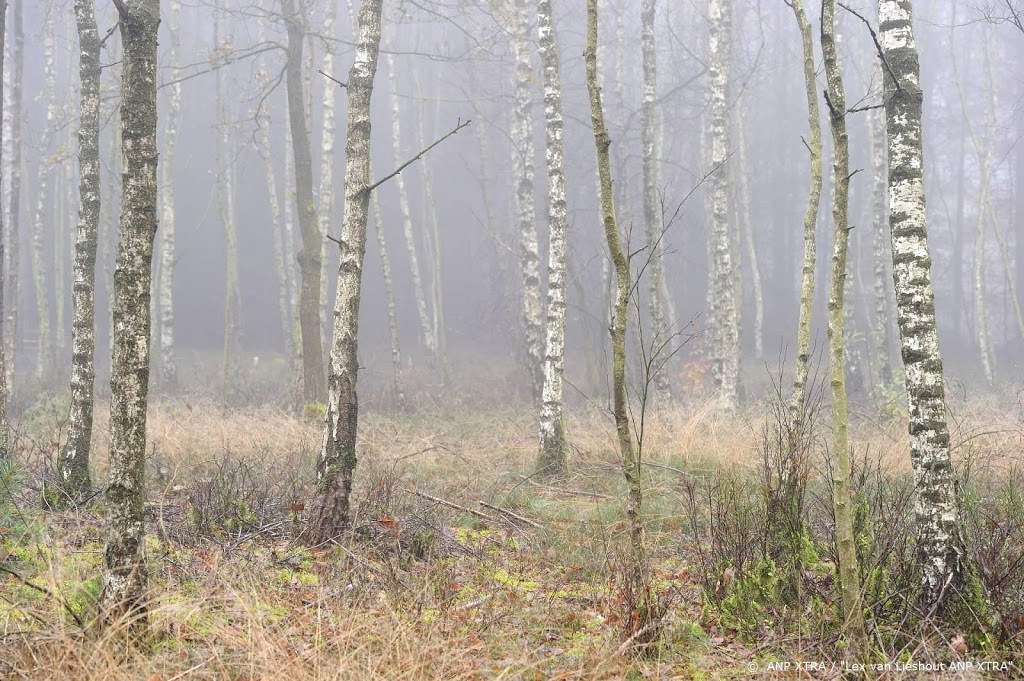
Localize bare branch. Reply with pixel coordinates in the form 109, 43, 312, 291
318, 69, 347, 88
366, 118, 472, 194
837, 2, 902, 92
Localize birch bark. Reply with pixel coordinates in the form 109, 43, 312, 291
707, 0, 738, 411
56, 0, 101, 504
311, 0, 383, 541
5, 0, 21, 399
384, 53, 433, 358
512, 0, 543, 405
878, 0, 968, 611
101, 0, 159, 625
157, 0, 181, 390
640, 0, 672, 403
535, 0, 569, 475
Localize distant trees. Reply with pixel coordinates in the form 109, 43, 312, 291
101, 0, 160, 625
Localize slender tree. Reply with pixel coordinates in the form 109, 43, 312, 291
54, 0, 101, 505
157, 0, 181, 391
310, 0, 385, 541
30, 20, 57, 381
512, 0, 543, 404
318, 4, 338, 355
5, 0, 21, 400
821, 0, 868, 655
101, 0, 159, 625
535, 0, 569, 475
0, 0, 8, 462
707, 0, 739, 411
586, 0, 647, 612
282, 0, 326, 406
787, 0, 822, 420
640, 0, 672, 403
867, 72, 894, 391
878, 0, 969, 612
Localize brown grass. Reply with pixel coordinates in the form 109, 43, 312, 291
2, 388, 1022, 679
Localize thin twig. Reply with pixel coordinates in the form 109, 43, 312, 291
366, 118, 472, 194
837, 2, 902, 92
406, 488, 494, 521
99, 21, 120, 49
479, 501, 542, 529
516, 475, 613, 500
0, 565, 85, 629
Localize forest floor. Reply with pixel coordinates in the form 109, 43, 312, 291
1, 386, 1023, 679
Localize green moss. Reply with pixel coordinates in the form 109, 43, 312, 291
302, 402, 327, 422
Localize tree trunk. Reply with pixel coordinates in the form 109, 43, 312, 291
868, 79, 893, 390
787, 0, 822, 422
283, 0, 325, 406
214, 19, 240, 393
370, 189, 405, 408
735, 98, 764, 362
55, 0, 101, 505
310, 0, 383, 542
821, 0, 868, 656
157, 0, 181, 391
640, 0, 672, 404
0, 0, 8, 462
707, 0, 738, 411
512, 0, 543, 406
5, 0, 22, 401
535, 0, 569, 475
878, 0, 968, 613
101, 0, 160, 626
30, 23, 57, 382
384, 52, 434, 359
585, 0, 647, 613
318, 5, 338, 358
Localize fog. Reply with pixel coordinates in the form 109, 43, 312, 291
7, 0, 1024, 406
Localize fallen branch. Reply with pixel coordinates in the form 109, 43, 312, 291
457, 594, 493, 611
406, 489, 494, 521
517, 475, 612, 500
479, 501, 542, 529
0, 565, 85, 629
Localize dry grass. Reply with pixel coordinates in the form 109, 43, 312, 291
2, 386, 1023, 679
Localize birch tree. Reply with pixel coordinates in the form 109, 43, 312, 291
640, 0, 672, 403
283, 0, 326, 406
54, 0, 101, 506
318, 4, 338, 355
0, 0, 8, 462
707, 0, 739, 411
30, 20, 57, 380
878, 0, 969, 612
512, 0, 543, 405
821, 0, 868, 654
157, 0, 181, 390
535, 0, 569, 475
310, 0, 385, 541
101, 0, 159, 624
5, 0, 22, 398
867, 78, 893, 391
585, 0, 651, 638
787, 0, 822, 421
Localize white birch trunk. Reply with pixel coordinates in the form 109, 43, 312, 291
512, 0, 543, 405
370, 188, 404, 408
5, 0, 22, 400
55, 0, 101, 505
878, 0, 968, 611
157, 0, 180, 390
101, 0, 160, 625
384, 52, 434, 357
214, 20, 240, 391
535, 0, 569, 474
311, 0, 383, 541
318, 5, 338, 356
707, 0, 738, 411
0, 0, 9, 461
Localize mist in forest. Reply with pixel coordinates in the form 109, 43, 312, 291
6, 0, 1023, 405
